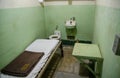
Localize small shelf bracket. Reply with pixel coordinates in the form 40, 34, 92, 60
68, 0, 72, 5
40, 2, 44, 7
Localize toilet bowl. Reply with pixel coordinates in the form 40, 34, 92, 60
49, 30, 61, 40
49, 35, 60, 40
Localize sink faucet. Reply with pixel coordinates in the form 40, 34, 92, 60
56, 25, 58, 30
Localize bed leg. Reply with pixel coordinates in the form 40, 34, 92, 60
60, 42, 64, 57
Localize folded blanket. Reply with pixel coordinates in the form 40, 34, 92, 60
1, 51, 44, 77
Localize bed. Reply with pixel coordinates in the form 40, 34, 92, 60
0, 39, 63, 78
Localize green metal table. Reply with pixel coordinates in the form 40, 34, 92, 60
72, 43, 103, 78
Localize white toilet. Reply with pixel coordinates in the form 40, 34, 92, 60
49, 30, 61, 40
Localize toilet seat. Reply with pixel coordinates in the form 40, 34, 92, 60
49, 30, 61, 40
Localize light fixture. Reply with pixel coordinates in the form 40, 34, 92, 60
38, 0, 44, 7
38, 0, 44, 3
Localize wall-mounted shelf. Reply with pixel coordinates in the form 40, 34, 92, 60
72, 43, 103, 78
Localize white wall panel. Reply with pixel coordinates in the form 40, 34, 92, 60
96, 0, 120, 8
0, 0, 40, 8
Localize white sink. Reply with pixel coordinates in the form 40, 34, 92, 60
65, 20, 76, 29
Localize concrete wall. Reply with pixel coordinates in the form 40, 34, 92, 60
93, 0, 120, 78
44, 1, 95, 41
0, 0, 45, 69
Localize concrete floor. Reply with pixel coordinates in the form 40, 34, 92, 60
41, 45, 90, 78
53, 45, 89, 78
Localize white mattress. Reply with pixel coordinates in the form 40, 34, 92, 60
1, 39, 59, 78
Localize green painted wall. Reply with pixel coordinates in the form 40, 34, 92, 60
93, 4, 120, 78
0, 7, 45, 69
44, 5, 95, 41
0, 3, 95, 70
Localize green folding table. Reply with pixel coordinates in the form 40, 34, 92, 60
72, 43, 103, 78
